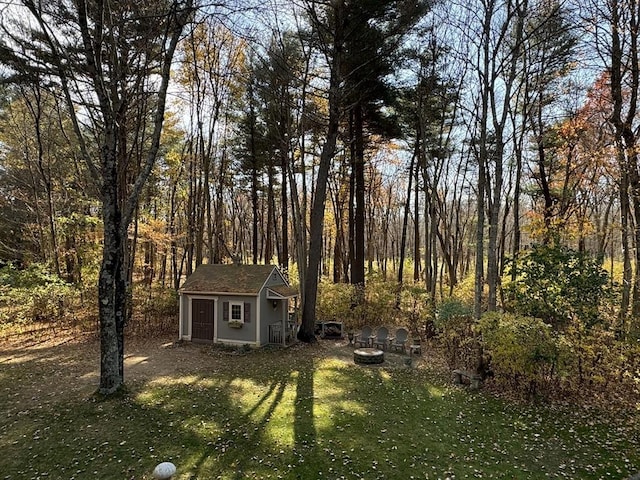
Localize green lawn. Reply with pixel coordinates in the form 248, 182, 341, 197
0, 336, 638, 479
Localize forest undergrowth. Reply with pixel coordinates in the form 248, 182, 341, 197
1, 256, 640, 411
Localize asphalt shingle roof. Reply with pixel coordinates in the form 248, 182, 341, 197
267, 284, 299, 298
179, 264, 281, 294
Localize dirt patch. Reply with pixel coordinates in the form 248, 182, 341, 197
122, 336, 425, 383
0, 333, 433, 408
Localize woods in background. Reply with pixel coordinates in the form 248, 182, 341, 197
1, 0, 640, 393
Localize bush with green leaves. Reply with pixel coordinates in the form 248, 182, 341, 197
480, 312, 559, 396
434, 297, 476, 370
556, 323, 639, 394
503, 244, 610, 328
0, 263, 74, 325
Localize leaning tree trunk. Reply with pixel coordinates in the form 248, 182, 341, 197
299, 125, 337, 341
299, 92, 340, 341
299, 0, 344, 342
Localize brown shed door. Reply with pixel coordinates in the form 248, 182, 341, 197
191, 299, 214, 343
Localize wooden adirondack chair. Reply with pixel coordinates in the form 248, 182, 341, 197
371, 326, 390, 350
389, 327, 409, 353
354, 325, 373, 347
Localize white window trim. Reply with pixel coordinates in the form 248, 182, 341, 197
230, 301, 244, 323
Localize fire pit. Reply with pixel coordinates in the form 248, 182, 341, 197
354, 347, 384, 365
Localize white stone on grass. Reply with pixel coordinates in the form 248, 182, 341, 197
152, 461, 176, 479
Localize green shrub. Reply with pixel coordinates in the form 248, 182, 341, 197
0, 263, 66, 288
316, 282, 356, 326
434, 297, 477, 370
0, 263, 75, 325
448, 274, 476, 305
437, 297, 473, 324
503, 244, 610, 328
362, 280, 397, 324
480, 312, 559, 396
480, 312, 640, 402
556, 322, 636, 393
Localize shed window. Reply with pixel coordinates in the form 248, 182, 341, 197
230, 302, 244, 322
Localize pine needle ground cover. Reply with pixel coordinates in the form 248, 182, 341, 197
0, 337, 637, 480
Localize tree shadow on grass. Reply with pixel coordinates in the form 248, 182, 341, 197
131, 346, 323, 479
174, 347, 352, 478
4, 338, 639, 479
291, 354, 318, 478
179, 353, 320, 478
130, 347, 314, 478
190, 374, 291, 479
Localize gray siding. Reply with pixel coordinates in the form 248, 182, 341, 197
259, 289, 279, 344
217, 295, 257, 344
264, 269, 286, 289
260, 270, 287, 345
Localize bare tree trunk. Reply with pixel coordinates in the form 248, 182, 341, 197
607, 0, 639, 324
300, 116, 340, 340
77, 0, 193, 393
299, 0, 344, 342
280, 147, 289, 271
265, 161, 275, 263
484, 0, 526, 312
330, 171, 348, 283
398, 138, 418, 287
474, 3, 490, 320
351, 103, 366, 287
213, 151, 227, 264
185, 139, 196, 276
380, 184, 393, 281
97, 123, 126, 393
249, 93, 260, 264
510, 108, 524, 281
620, 168, 632, 322
22, 84, 61, 277
474, 155, 486, 321
414, 153, 421, 284
348, 111, 356, 284
288, 144, 307, 303
429, 189, 438, 301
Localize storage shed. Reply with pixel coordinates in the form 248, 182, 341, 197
178, 264, 298, 347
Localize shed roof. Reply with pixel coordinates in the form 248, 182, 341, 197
267, 285, 299, 298
180, 264, 286, 295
